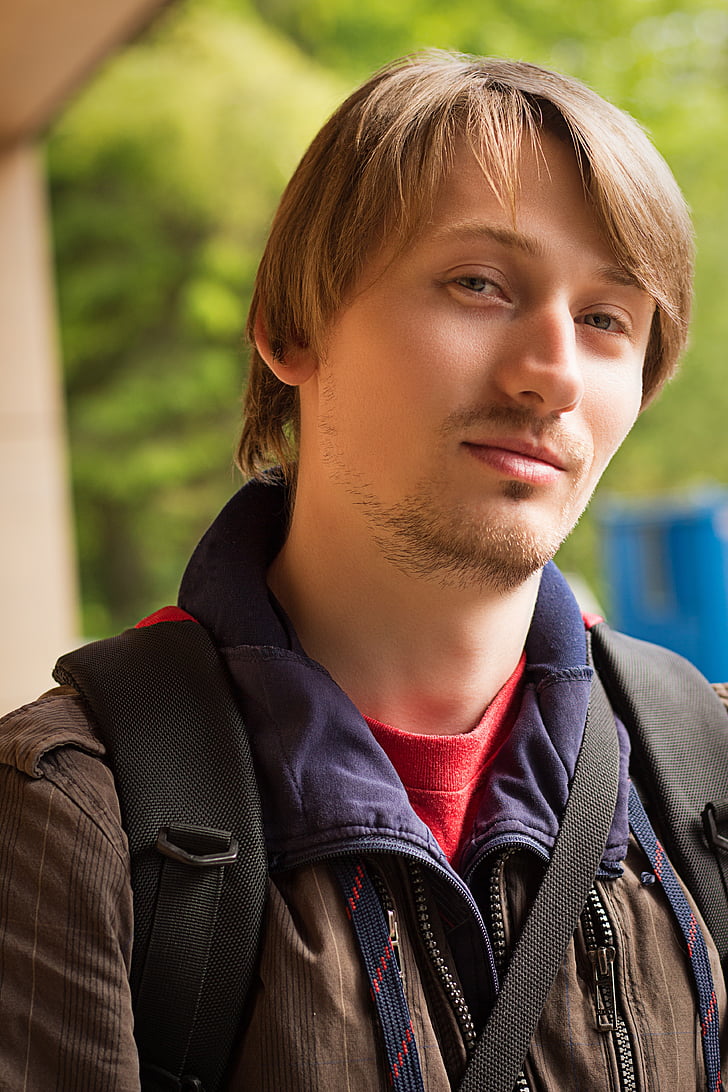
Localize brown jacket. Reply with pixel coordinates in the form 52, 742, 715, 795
1, 685, 728, 1087
0, 684, 726, 1091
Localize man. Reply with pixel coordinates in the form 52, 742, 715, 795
0, 51, 724, 1091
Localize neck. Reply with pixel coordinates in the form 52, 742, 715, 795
267, 493, 541, 736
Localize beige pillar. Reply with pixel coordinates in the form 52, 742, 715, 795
0, 143, 79, 713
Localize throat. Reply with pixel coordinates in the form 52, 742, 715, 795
267, 502, 541, 734
364, 653, 525, 862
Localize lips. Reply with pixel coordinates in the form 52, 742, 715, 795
470, 435, 567, 468
462, 438, 568, 485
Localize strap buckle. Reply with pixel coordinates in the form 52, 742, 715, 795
702, 803, 728, 853
140, 1062, 204, 1089
156, 825, 239, 867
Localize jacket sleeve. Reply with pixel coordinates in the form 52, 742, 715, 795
0, 689, 140, 1091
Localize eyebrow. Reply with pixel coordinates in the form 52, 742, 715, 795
593, 266, 643, 289
429, 219, 644, 290
431, 220, 546, 258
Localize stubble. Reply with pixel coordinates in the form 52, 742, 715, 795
319, 400, 593, 595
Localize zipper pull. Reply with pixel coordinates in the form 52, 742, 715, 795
589, 945, 617, 1031
387, 908, 405, 988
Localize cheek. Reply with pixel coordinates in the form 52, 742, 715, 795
326, 317, 441, 422
589, 374, 643, 467
316, 337, 415, 468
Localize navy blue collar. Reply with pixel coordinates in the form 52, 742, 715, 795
179, 479, 630, 875
180, 477, 297, 650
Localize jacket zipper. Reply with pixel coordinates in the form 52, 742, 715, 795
581, 887, 637, 1092
486, 852, 638, 1092
409, 862, 478, 1055
283, 842, 498, 1071
279, 838, 499, 994
487, 849, 532, 1092
279, 834, 495, 974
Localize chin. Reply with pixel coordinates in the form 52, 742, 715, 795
375, 506, 568, 593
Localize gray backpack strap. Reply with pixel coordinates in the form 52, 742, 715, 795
457, 647, 620, 1092
54, 618, 267, 1092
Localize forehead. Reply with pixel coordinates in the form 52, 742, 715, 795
433, 135, 602, 250
371, 132, 635, 288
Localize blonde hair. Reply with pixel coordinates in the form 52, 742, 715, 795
239, 51, 693, 480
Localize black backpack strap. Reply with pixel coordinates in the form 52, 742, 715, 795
590, 622, 728, 973
53, 619, 267, 1092
457, 643, 621, 1092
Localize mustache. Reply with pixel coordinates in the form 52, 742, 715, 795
440, 404, 590, 461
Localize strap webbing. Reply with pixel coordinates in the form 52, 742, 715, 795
703, 800, 728, 922
134, 824, 236, 1085
630, 786, 723, 1092
54, 620, 267, 1092
457, 658, 620, 1092
332, 859, 425, 1092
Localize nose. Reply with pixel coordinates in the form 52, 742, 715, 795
495, 304, 584, 417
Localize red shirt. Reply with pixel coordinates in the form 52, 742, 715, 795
366, 654, 526, 865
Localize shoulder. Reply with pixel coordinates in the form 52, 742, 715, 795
0, 690, 138, 1088
0, 685, 128, 860
0, 684, 104, 774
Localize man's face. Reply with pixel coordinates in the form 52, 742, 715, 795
296, 132, 656, 592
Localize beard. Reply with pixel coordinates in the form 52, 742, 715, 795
319, 401, 594, 595
365, 477, 580, 593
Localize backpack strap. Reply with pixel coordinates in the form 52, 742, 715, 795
53, 618, 267, 1092
457, 645, 621, 1092
590, 622, 728, 975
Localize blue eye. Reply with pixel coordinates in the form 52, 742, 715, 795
454, 275, 500, 294
584, 313, 615, 331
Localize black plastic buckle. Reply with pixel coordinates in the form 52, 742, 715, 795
702, 803, 728, 853
140, 1062, 204, 1090
156, 826, 239, 868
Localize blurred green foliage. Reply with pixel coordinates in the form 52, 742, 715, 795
48, 0, 342, 632
47, 0, 728, 630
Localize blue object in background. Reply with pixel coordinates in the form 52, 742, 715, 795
599, 489, 728, 681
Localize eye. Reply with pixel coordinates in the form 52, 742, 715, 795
581, 312, 622, 333
452, 275, 502, 296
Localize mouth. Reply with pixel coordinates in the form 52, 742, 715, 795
462, 437, 568, 485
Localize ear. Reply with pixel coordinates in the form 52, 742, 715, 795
253, 311, 317, 387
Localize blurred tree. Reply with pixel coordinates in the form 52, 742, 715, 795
48, 0, 728, 626
48, 0, 342, 633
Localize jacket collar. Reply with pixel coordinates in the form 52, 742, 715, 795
179, 479, 630, 875
180, 475, 295, 650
